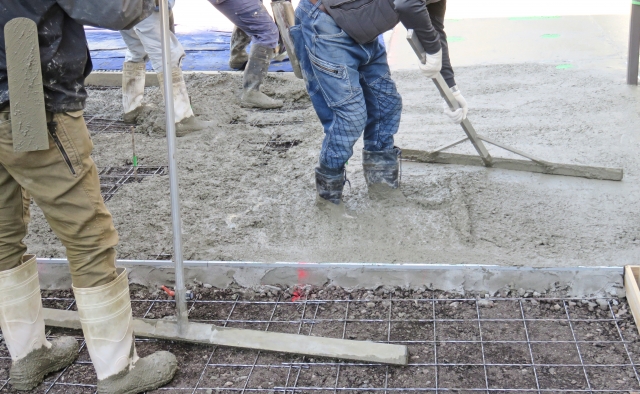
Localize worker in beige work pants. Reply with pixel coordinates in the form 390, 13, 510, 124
0, 1, 177, 393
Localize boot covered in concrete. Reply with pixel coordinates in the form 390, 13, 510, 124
315, 167, 346, 205
362, 148, 404, 200
122, 62, 147, 124
73, 268, 177, 394
157, 67, 208, 137
229, 27, 251, 69
241, 45, 284, 109
0, 255, 78, 390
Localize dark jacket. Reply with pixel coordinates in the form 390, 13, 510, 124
0, 0, 153, 113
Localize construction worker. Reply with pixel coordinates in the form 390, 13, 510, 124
290, 0, 467, 204
0, 1, 177, 393
208, 0, 284, 109
120, 0, 210, 135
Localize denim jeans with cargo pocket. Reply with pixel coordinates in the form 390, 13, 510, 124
290, 0, 402, 172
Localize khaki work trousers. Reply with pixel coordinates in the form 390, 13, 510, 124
0, 108, 118, 288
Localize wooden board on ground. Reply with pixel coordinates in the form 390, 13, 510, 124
42, 308, 409, 366
4, 18, 49, 152
625, 266, 640, 335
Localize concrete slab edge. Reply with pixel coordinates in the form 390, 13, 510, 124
37, 258, 624, 297
86, 70, 293, 87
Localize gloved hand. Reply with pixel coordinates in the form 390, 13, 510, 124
418, 49, 442, 78
442, 86, 468, 124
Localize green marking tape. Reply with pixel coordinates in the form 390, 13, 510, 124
448, 36, 464, 43
556, 64, 573, 69
541, 34, 560, 39
509, 16, 561, 21
133, 155, 138, 167
633, 1, 640, 5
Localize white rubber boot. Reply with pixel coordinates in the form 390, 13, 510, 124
122, 62, 147, 124
157, 68, 210, 136
74, 268, 177, 394
0, 255, 78, 390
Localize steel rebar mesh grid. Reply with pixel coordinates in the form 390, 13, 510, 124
1, 293, 639, 393
99, 166, 167, 202
84, 115, 132, 134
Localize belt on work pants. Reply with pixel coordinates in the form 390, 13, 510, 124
309, 0, 328, 14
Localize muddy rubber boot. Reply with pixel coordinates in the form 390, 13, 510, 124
229, 27, 251, 70
122, 62, 147, 124
157, 68, 211, 136
241, 45, 284, 109
74, 268, 177, 394
362, 147, 405, 201
0, 255, 78, 391
315, 167, 346, 205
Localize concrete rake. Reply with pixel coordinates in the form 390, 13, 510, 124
403, 29, 623, 182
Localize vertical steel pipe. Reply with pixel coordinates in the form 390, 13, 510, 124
158, 0, 189, 331
628, 1, 640, 85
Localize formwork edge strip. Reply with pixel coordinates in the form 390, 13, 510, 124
42, 308, 408, 366
36, 258, 624, 273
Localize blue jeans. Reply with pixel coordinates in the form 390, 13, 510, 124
290, 0, 402, 172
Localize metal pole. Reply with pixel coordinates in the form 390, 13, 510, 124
158, 0, 188, 331
628, 1, 640, 85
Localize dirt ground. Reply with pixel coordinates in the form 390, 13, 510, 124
5, 285, 639, 393
23, 64, 640, 266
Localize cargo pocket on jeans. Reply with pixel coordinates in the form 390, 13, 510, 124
307, 50, 353, 106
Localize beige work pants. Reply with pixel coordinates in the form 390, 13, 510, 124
0, 108, 118, 288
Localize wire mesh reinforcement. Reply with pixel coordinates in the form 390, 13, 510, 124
99, 166, 167, 202
84, 115, 132, 134
3, 292, 640, 393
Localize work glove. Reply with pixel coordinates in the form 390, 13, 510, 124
419, 49, 442, 78
442, 86, 468, 124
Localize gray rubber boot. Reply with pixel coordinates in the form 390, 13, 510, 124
96, 351, 177, 394
229, 27, 251, 70
10, 337, 79, 391
315, 167, 346, 205
241, 45, 284, 109
362, 147, 404, 200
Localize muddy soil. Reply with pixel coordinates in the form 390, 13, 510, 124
6, 285, 639, 393
23, 65, 640, 266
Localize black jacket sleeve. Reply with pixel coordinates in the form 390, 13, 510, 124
394, 0, 442, 55
427, 0, 455, 87
56, 0, 154, 30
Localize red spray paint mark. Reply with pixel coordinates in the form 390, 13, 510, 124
291, 262, 310, 302
161, 285, 175, 297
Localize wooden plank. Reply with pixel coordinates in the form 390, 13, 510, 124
401, 149, 624, 181
5, 18, 49, 152
625, 266, 640, 336
42, 308, 408, 365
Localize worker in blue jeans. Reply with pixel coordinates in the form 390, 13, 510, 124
290, 0, 403, 204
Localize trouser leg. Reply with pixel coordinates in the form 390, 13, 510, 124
360, 42, 402, 153
0, 148, 29, 271
126, 11, 186, 73
210, 0, 279, 49
0, 109, 118, 289
427, 0, 456, 87
121, 28, 150, 64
